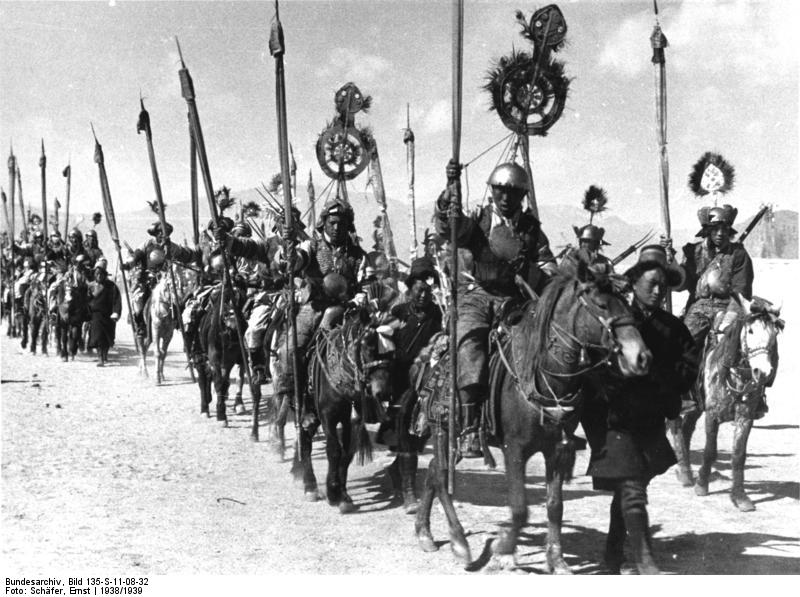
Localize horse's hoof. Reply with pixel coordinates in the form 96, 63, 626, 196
694, 481, 709, 497
731, 493, 756, 512
250, 433, 259, 443
218, 419, 228, 428
234, 404, 246, 415
449, 536, 472, 567
547, 558, 573, 575
486, 552, 517, 572
676, 467, 694, 487
338, 501, 356, 514
403, 497, 419, 516
417, 533, 438, 553
304, 490, 320, 502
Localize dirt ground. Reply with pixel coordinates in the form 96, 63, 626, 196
2, 260, 798, 579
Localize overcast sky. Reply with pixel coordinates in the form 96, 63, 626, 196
1, 0, 797, 238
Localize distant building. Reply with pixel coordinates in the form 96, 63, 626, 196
743, 207, 798, 259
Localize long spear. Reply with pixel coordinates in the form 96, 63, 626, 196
8, 147, 16, 336
39, 140, 48, 282
447, 0, 464, 495
269, 0, 304, 437
62, 163, 71, 238
175, 37, 254, 393
137, 97, 196, 381
651, 0, 671, 311
92, 124, 148, 376
1, 189, 10, 235
306, 169, 316, 232
189, 115, 199, 248
16, 165, 28, 242
404, 103, 418, 260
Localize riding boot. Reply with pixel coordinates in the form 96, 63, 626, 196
249, 348, 267, 385
604, 491, 626, 574
458, 386, 484, 458
622, 507, 659, 574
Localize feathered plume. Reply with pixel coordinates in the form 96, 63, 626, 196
215, 187, 235, 213
688, 152, 735, 197
146, 200, 165, 216
583, 185, 608, 223
92, 212, 102, 227
242, 200, 262, 219
267, 173, 283, 193
28, 213, 42, 227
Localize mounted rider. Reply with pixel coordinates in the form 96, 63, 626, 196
82, 229, 105, 268
435, 160, 558, 455
215, 197, 367, 427
122, 220, 201, 345
559, 186, 613, 275
665, 154, 753, 356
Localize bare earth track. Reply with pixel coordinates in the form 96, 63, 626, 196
2, 260, 799, 576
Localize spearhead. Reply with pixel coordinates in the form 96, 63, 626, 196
269, 12, 285, 58
91, 123, 105, 165
137, 96, 151, 138
176, 37, 196, 101
39, 139, 46, 168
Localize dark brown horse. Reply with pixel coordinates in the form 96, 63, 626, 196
49, 267, 89, 361
190, 283, 247, 424
670, 294, 782, 512
288, 311, 393, 513
410, 266, 651, 572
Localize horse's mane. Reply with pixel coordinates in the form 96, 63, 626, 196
716, 315, 745, 369
527, 274, 575, 372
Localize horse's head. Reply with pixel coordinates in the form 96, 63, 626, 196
738, 294, 783, 386
358, 324, 393, 403
572, 264, 651, 378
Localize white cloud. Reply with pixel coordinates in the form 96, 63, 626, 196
598, 13, 652, 78
318, 48, 391, 84
422, 99, 451, 135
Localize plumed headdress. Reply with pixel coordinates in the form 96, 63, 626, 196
688, 152, 735, 200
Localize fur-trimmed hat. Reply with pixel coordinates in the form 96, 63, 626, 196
147, 221, 174, 237
695, 204, 738, 237
624, 245, 684, 289
405, 256, 439, 287
316, 198, 355, 233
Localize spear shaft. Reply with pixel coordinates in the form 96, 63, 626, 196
63, 164, 72, 238
8, 149, 15, 335
92, 126, 148, 376
39, 140, 48, 284
404, 103, 418, 260
16, 166, 28, 242
367, 142, 398, 267
137, 98, 196, 381
176, 38, 254, 387
270, 1, 303, 433
651, 0, 671, 311
189, 115, 199, 247
448, 0, 464, 495
1, 189, 10, 235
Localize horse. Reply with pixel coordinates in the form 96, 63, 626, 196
189, 282, 248, 424
145, 273, 179, 385
274, 308, 390, 513
24, 275, 49, 355
407, 266, 651, 571
670, 294, 783, 512
49, 267, 89, 361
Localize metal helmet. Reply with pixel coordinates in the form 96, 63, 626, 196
575, 224, 610, 246
486, 162, 529, 192
696, 204, 738, 237
68, 227, 83, 242
85, 229, 97, 238
148, 248, 166, 267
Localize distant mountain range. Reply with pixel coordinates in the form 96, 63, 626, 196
65, 186, 798, 269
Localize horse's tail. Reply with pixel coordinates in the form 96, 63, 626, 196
546, 429, 576, 483
352, 416, 373, 466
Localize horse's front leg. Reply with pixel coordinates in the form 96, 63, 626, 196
295, 423, 319, 501
544, 464, 572, 574
669, 410, 699, 487
336, 413, 357, 514
234, 366, 246, 415
489, 441, 527, 571
730, 412, 755, 512
695, 415, 719, 496
431, 429, 471, 566
414, 449, 439, 553
212, 359, 229, 426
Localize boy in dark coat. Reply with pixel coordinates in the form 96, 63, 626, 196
582, 245, 698, 574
